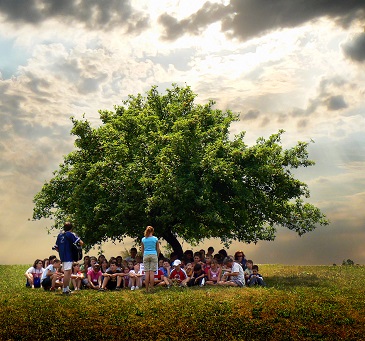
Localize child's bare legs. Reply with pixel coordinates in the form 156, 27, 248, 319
74, 278, 81, 290
205, 280, 217, 286
217, 280, 238, 286
181, 277, 190, 287
129, 276, 136, 289
162, 276, 171, 287
25, 274, 34, 288
135, 276, 142, 289
51, 274, 61, 289
101, 276, 109, 289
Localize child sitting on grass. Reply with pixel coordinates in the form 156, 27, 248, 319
25, 259, 44, 289
151, 268, 166, 287
217, 256, 245, 287
129, 262, 143, 290
192, 251, 205, 271
122, 266, 130, 288
71, 262, 84, 290
159, 259, 171, 277
187, 263, 206, 287
205, 259, 221, 285
159, 259, 172, 287
99, 261, 124, 291
170, 259, 187, 286
41, 258, 63, 291
86, 263, 103, 290
244, 260, 254, 285
247, 265, 265, 287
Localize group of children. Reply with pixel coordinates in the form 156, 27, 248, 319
25, 247, 265, 291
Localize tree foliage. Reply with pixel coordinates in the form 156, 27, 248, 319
33, 84, 329, 256
342, 259, 355, 266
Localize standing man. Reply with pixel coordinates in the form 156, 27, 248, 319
54, 222, 84, 295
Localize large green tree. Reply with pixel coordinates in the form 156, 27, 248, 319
33, 84, 329, 257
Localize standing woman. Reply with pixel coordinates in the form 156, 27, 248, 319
141, 225, 160, 293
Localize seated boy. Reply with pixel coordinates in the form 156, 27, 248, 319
169, 259, 187, 286
247, 265, 265, 287
41, 258, 64, 291
244, 259, 254, 285
99, 261, 124, 291
153, 268, 167, 287
187, 263, 206, 287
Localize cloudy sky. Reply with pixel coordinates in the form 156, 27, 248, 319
1, 0, 364, 265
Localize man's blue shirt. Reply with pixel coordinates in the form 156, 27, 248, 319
55, 231, 80, 262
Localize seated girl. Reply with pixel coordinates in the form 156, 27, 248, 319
205, 259, 221, 285
129, 262, 143, 290
71, 262, 84, 290
25, 259, 44, 288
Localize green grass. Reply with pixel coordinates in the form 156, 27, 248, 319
1, 264, 364, 340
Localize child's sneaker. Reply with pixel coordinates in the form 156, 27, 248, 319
131, 286, 135, 291
98, 287, 105, 292
115, 287, 121, 291
135, 286, 139, 290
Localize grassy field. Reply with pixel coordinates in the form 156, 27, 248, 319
1, 264, 364, 341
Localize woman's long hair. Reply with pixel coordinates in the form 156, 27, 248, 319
144, 225, 154, 237
33, 259, 43, 268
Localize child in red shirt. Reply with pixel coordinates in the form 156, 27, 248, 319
169, 259, 187, 286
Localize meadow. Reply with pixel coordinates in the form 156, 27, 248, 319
1, 264, 364, 341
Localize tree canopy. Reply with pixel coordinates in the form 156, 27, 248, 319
33, 84, 329, 257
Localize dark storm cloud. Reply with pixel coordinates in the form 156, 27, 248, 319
0, 84, 26, 127
326, 95, 348, 111
242, 109, 260, 120
288, 77, 350, 120
0, 0, 149, 33
342, 33, 365, 63
297, 119, 308, 129
159, 1, 230, 40
0, 0, 42, 23
79, 74, 108, 94
26, 77, 52, 97
159, 0, 364, 41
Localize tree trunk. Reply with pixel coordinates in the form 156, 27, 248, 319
161, 229, 184, 259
